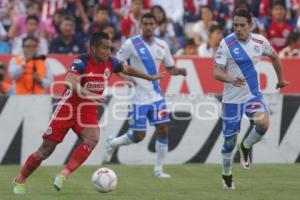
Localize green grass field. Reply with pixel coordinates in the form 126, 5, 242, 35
1, 164, 299, 200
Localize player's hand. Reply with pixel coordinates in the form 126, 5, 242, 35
90, 95, 106, 104
276, 80, 289, 89
149, 71, 166, 80
230, 76, 246, 87
179, 68, 187, 76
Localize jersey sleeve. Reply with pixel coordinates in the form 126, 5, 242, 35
214, 39, 228, 67
261, 36, 273, 56
116, 39, 132, 62
162, 43, 175, 68
68, 55, 88, 76
110, 57, 124, 73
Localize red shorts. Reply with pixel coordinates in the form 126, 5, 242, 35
43, 101, 99, 143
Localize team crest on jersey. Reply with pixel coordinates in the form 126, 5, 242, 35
84, 81, 105, 91
45, 127, 52, 135
73, 59, 82, 64
104, 68, 111, 79
254, 45, 260, 54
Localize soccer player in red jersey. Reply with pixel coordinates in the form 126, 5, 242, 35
12, 32, 165, 194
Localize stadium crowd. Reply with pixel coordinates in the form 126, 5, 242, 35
0, 0, 299, 96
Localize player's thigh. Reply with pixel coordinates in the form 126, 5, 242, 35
73, 112, 100, 143
245, 97, 269, 130
148, 100, 170, 127
128, 104, 149, 132
155, 123, 169, 138
43, 118, 74, 143
222, 103, 243, 137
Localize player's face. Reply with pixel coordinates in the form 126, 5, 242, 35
141, 18, 156, 38
94, 39, 112, 61
233, 16, 252, 41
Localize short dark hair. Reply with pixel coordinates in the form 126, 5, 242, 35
89, 32, 110, 48
26, 15, 39, 23
233, 8, 252, 24
141, 12, 156, 23
271, 0, 286, 9
22, 36, 39, 46
209, 24, 222, 34
287, 32, 300, 45
184, 38, 196, 47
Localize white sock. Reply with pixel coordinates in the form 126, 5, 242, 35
222, 152, 233, 175
110, 131, 134, 148
243, 126, 264, 149
154, 138, 168, 172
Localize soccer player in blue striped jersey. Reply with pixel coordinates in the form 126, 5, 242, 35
104, 13, 186, 178
214, 8, 288, 189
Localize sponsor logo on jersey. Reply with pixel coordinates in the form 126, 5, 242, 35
254, 45, 260, 54
233, 48, 240, 54
84, 81, 105, 91
158, 109, 168, 119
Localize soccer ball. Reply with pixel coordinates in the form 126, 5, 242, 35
91, 167, 118, 193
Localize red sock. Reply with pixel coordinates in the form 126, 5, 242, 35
65, 143, 94, 174
17, 152, 42, 183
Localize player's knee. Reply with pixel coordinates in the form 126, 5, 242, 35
222, 136, 237, 153
83, 137, 99, 149
35, 149, 50, 160
255, 125, 268, 136
132, 131, 145, 143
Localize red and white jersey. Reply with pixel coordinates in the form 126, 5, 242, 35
62, 53, 123, 107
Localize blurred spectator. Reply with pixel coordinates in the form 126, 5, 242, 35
11, 15, 49, 56
151, 0, 184, 25
0, 21, 11, 54
151, 0, 184, 36
183, 0, 199, 23
152, 5, 180, 53
175, 38, 197, 55
44, 8, 67, 42
260, 1, 293, 52
120, 0, 143, 38
85, 5, 109, 39
192, 5, 218, 46
198, 24, 223, 57
41, 0, 90, 34
0, 0, 26, 31
259, 0, 292, 20
49, 15, 86, 54
9, 36, 52, 95
210, 0, 231, 32
0, 62, 11, 96
112, 0, 152, 19
102, 23, 122, 54
279, 31, 300, 57
8, 0, 47, 39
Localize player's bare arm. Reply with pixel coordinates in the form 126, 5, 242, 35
213, 66, 245, 87
66, 73, 105, 102
166, 66, 187, 76
121, 64, 166, 81
268, 51, 289, 89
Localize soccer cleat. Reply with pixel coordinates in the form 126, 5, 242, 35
222, 174, 235, 190
103, 137, 116, 162
153, 170, 171, 178
238, 141, 251, 169
53, 174, 66, 191
12, 179, 26, 194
